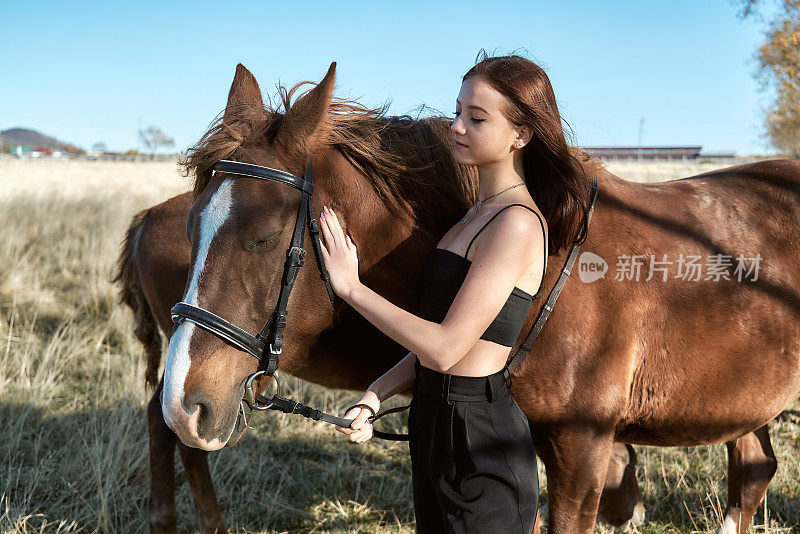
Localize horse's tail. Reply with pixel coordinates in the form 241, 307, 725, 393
112, 208, 162, 389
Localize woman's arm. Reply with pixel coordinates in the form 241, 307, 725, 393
342, 350, 417, 415
364, 350, 417, 404
318, 205, 543, 371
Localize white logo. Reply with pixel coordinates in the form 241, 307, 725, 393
574, 251, 762, 283
578, 251, 608, 283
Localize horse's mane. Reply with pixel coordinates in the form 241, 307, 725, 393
180, 80, 603, 243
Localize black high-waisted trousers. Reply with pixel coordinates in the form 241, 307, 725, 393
408, 358, 538, 533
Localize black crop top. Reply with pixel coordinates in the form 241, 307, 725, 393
417, 204, 548, 347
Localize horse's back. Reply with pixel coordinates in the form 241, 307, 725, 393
134, 192, 193, 332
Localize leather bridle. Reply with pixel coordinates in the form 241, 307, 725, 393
171, 158, 334, 377
170, 159, 408, 441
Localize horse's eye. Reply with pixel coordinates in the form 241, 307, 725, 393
247, 231, 282, 250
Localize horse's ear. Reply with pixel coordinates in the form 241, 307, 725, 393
274, 61, 336, 165
224, 63, 263, 122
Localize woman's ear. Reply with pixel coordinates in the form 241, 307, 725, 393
516, 125, 533, 148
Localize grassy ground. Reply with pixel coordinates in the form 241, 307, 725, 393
0, 158, 797, 533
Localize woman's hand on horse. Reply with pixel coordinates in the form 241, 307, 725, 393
319, 205, 360, 299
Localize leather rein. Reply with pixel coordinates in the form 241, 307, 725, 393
170, 158, 598, 442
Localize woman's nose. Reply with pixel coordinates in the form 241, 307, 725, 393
451, 117, 465, 134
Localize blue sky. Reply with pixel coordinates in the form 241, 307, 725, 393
1, 1, 778, 155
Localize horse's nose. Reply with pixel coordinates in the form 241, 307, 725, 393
162, 389, 227, 450
181, 390, 218, 442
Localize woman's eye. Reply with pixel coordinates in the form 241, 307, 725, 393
453, 111, 483, 123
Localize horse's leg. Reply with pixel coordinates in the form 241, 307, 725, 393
536, 425, 616, 534
177, 443, 227, 534
596, 443, 646, 531
716, 425, 778, 534
148, 380, 178, 533
532, 444, 643, 533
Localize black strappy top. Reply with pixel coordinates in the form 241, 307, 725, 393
417, 204, 548, 347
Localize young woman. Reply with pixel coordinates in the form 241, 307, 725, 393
318, 53, 590, 533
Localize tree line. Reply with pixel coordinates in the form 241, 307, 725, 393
740, 0, 800, 157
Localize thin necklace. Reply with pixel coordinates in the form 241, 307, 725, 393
460, 182, 525, 224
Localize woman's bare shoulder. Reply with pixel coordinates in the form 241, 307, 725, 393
471, 204, 545, 262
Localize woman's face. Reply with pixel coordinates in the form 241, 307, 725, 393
451, 76, 527, 166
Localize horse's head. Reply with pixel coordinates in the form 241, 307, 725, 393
162, 62, 342, 450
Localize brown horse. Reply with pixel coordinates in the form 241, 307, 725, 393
117, 65, 646, 533
118, 174, 645, 529
119, 62, 800, 533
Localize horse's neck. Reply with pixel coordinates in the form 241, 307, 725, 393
301, 146, 463, 384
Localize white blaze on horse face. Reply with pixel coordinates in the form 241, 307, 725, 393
163, 179, 234, 430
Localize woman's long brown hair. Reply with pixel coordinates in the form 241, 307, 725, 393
463, 51, 594, 255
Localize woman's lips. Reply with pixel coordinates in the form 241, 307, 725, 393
454, 139, 468, 148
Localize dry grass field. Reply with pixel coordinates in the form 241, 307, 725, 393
1, 158, 798, 533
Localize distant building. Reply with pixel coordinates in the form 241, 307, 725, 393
696, 150, 738, 163
582, 146, 740, 163
583, 146, 703, 161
